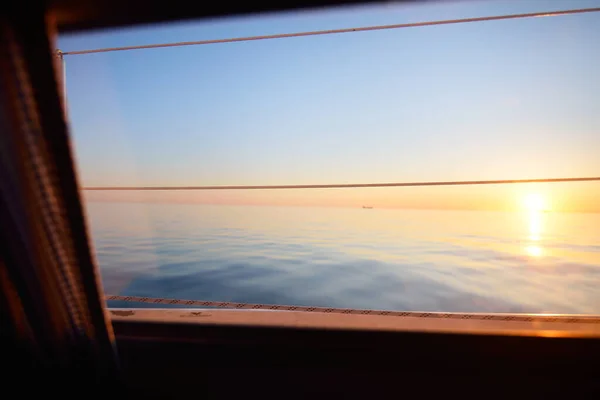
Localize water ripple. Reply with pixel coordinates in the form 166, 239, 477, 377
87, 203, 600, 314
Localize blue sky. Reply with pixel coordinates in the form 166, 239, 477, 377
58, 0, 600, 211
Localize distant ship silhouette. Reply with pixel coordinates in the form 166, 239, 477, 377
362, 206, 373, 209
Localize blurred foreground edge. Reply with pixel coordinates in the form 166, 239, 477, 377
50, 0, 415, 33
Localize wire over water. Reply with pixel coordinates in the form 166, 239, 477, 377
62, 7, 600, 55
84, 177, 600, 191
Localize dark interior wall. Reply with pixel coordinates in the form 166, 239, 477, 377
114, 321, 600, 398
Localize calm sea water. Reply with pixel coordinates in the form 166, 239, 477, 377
87, 202, 600, 314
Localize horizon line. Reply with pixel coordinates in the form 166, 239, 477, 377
83, 198, 600, 214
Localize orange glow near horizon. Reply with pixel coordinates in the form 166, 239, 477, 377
82, 187, 500, 210
82, 183, 600, 214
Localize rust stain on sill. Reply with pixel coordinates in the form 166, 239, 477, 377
111, 310, 135, 317
184, 312, 211, 317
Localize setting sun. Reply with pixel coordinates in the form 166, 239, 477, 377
524, 193, 546, 212
526, 245, 542, 257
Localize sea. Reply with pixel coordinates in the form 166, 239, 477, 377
88, 202, 600, 314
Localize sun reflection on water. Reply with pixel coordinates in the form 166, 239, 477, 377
529, 211, 542, 241
526, 210, 544, 257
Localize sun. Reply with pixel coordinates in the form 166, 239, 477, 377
526, 245, 542, 257
524, 193, 546, 212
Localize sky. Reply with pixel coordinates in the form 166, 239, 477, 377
58, 0, 600, 212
